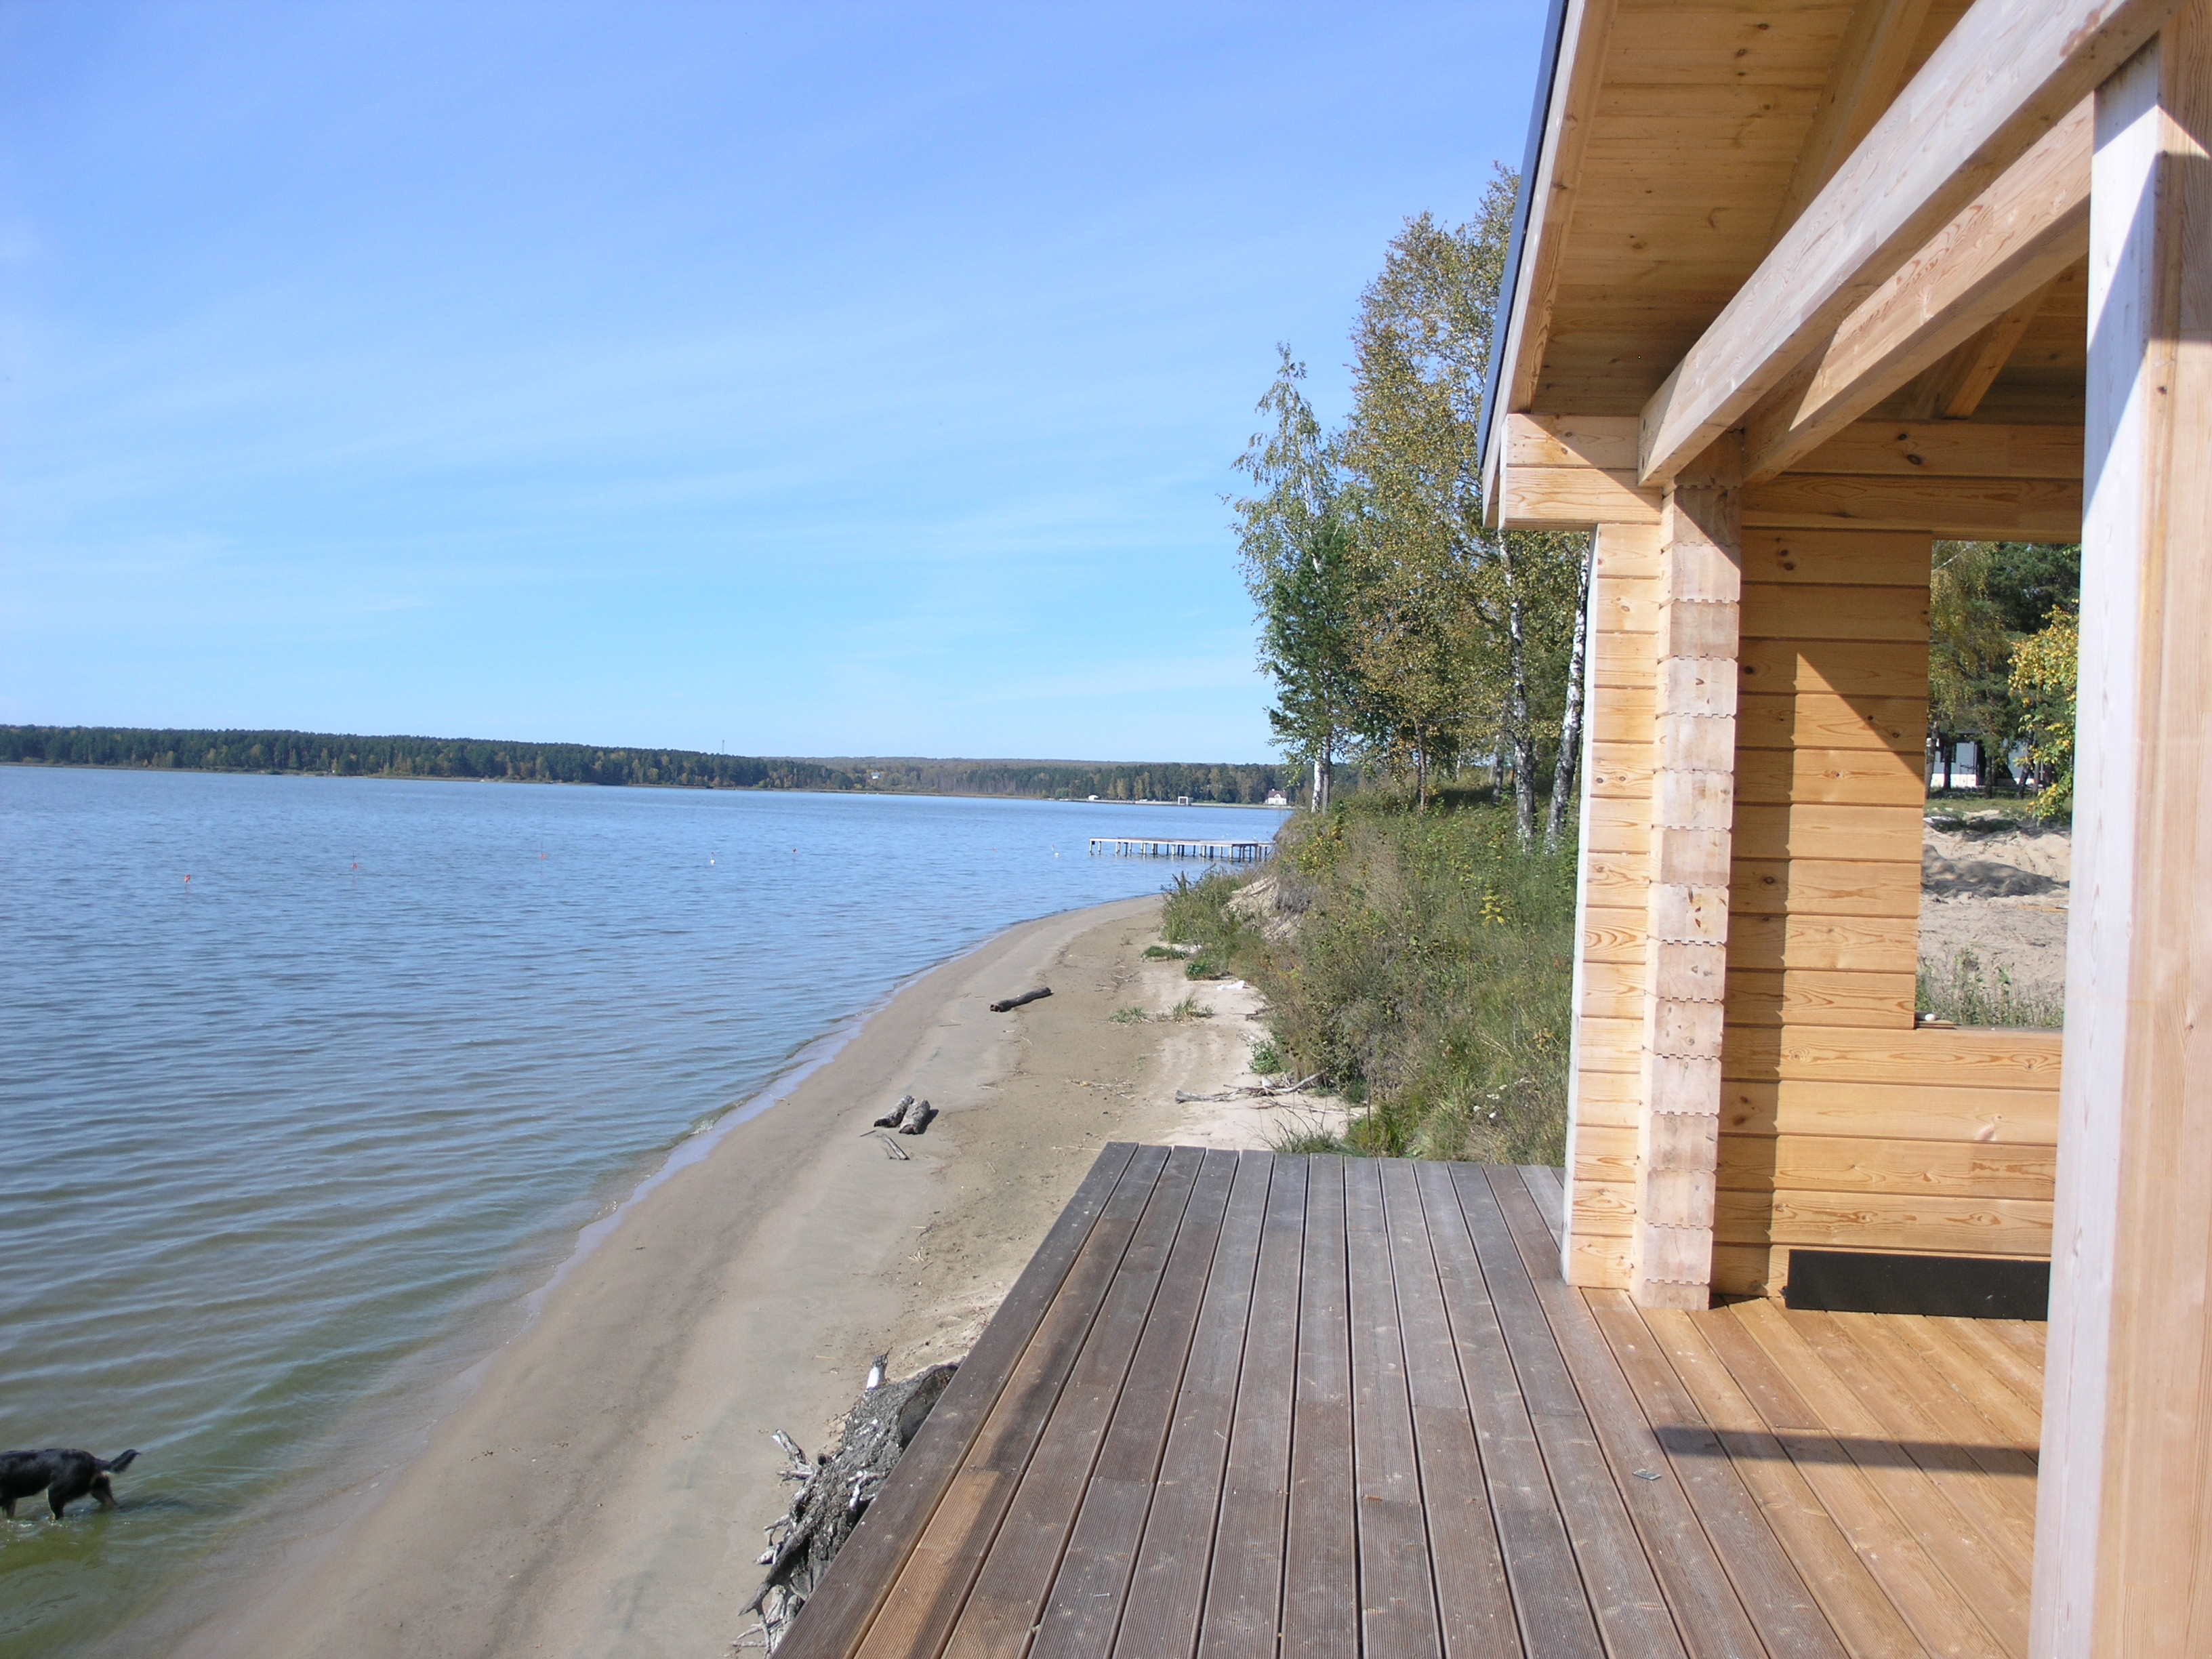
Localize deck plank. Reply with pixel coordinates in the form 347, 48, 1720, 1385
1107, 1151, 1273, 1659
1486, 1169, 1767, 1659
1520, 1165, 1568, 1252
1280, 1155, 1358, 1658
1382, 1161, 1517, 1659
1345, 1160, 1443, 1657
1734, 1303, 2029, 1655
1640, 1308, 1933, 1659
1828, 1313, 2040, 1519
1925, 1317, 2045, 1416
1886, 1317, 2044, 1448
1585, 1292, 1848, 1659
854, 1144, 1176, 1659
1193, 1157, 1308, 1659
939, 1147, 1214, 1659
1698, 1307, 2010, 1659
1029, 1149, 1246, 1659
1459, 1165, 1689, 1659
1418, 1160, 1603, 1658
783, 1142, 1141, 1659
1790, 1311, 2036, 1566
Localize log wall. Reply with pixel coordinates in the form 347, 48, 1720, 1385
1563, 521, 2063, 1296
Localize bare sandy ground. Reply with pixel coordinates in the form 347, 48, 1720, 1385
1920, 815, 2072, 1006
182, 894, 1324, 1659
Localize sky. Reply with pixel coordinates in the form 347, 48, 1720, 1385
1, 1, 1546, 762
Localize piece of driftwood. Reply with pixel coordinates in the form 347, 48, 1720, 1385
1173, 1072, 1324, 1105
740, 1360, 960, 1651
861, 1130, 911, 1160
897, 1099, 937, 1136
871, 1094, 916, 1128
987, 987, 1051, 1012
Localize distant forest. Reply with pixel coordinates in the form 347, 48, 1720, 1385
0, 727, 1296, 805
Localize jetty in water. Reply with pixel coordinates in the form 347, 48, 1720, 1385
1087, 836, 1271, 862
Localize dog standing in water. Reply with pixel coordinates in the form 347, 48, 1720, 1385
1, 1448, 140, 1519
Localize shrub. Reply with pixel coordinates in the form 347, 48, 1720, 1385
1257, 796, 1576, 1165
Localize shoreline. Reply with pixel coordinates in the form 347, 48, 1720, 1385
167, 893, 1329, 1659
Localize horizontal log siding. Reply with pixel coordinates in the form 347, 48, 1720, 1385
1715, 529, 2060, 1295
1563, 523, 1661, 1291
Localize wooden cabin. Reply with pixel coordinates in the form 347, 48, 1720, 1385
1481, 0, 2209, 1647
773, 1, 2207, 1654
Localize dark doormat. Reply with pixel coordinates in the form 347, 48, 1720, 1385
1783, 1249, 2049, 1319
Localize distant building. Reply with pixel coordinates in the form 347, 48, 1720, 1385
1265, 789, 1288, 807
1176, 795, 1191, 806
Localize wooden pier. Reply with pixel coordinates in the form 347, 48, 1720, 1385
1088, 837, 1271, 863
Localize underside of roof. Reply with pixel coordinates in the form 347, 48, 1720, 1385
1482, 0, 2089, 490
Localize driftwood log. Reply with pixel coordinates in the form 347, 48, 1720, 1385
987, 987, 1051, 1012
741, 1360, 959, 1651
897, 1100, 937, 1136
1174, 1072, 1324, 1104
872, 1094, 916, 1128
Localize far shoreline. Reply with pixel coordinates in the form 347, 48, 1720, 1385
0, 758, 1297, 810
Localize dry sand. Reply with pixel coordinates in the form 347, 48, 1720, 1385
184, 894, 1331, 1659
1920, 815, 2072, 1005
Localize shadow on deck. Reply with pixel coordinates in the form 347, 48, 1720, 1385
780, 1147, 2042, 1658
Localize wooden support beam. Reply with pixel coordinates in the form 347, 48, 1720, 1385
2033, 10, 2212, 1656
1902, 274, 2059, 419
1500, 413, 2085, 531
1631, 439, 1741, 1311
1637, 0, 2179, 488
1790, 418, 2083, 478
1741, 474, 2082, 539
1769, 0, 1941, 245
1741, 101, 2092, 485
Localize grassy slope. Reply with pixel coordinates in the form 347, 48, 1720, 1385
1162, 791, 1577, 1165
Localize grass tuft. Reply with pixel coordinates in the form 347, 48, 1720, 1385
1917, 949, 2064, 1028
1108, 1005, 1148, 1025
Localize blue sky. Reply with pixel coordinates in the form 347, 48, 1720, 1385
2, 1, 1544, 761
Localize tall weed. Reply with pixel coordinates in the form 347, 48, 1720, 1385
1169, 798, 1576, 1165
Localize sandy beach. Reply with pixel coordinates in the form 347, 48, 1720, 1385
180, 893, 1330, 1659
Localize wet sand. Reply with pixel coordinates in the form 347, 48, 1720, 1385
181, 894, 1328, 1659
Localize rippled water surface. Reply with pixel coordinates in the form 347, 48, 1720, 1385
0, 766, 1286, 1656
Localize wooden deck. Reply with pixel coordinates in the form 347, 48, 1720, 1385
779, 1147, 2044, 1658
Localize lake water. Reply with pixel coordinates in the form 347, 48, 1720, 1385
0, 766, 1286, 1657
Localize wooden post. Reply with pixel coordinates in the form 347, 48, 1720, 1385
2033, 7, 2212, 1655
1631, 437, 1742, 1309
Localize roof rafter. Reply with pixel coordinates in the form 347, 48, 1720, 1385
1636, 0, 2177, 488
1740, 100, 2090, 485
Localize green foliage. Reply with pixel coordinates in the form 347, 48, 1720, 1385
0, 728, 1297, 803
1141, 945, 1184, 960
1166, 996, 1214, 1022
2009, 604, 2078, 820
1233, 176, 1594, 836
1917, 949, 2064, 1029
1925, 541, 2081, 800
1170, 798, 1576, 1164
1109, 1005, 1149, 1025
1160, 870, 1260, 964
1249, 1038, 1284, 1076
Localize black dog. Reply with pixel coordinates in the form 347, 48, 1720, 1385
1, 1448, 140, 1519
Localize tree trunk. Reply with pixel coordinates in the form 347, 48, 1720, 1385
1545, 534, 1595, 850
1500, 540, 1536, 845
